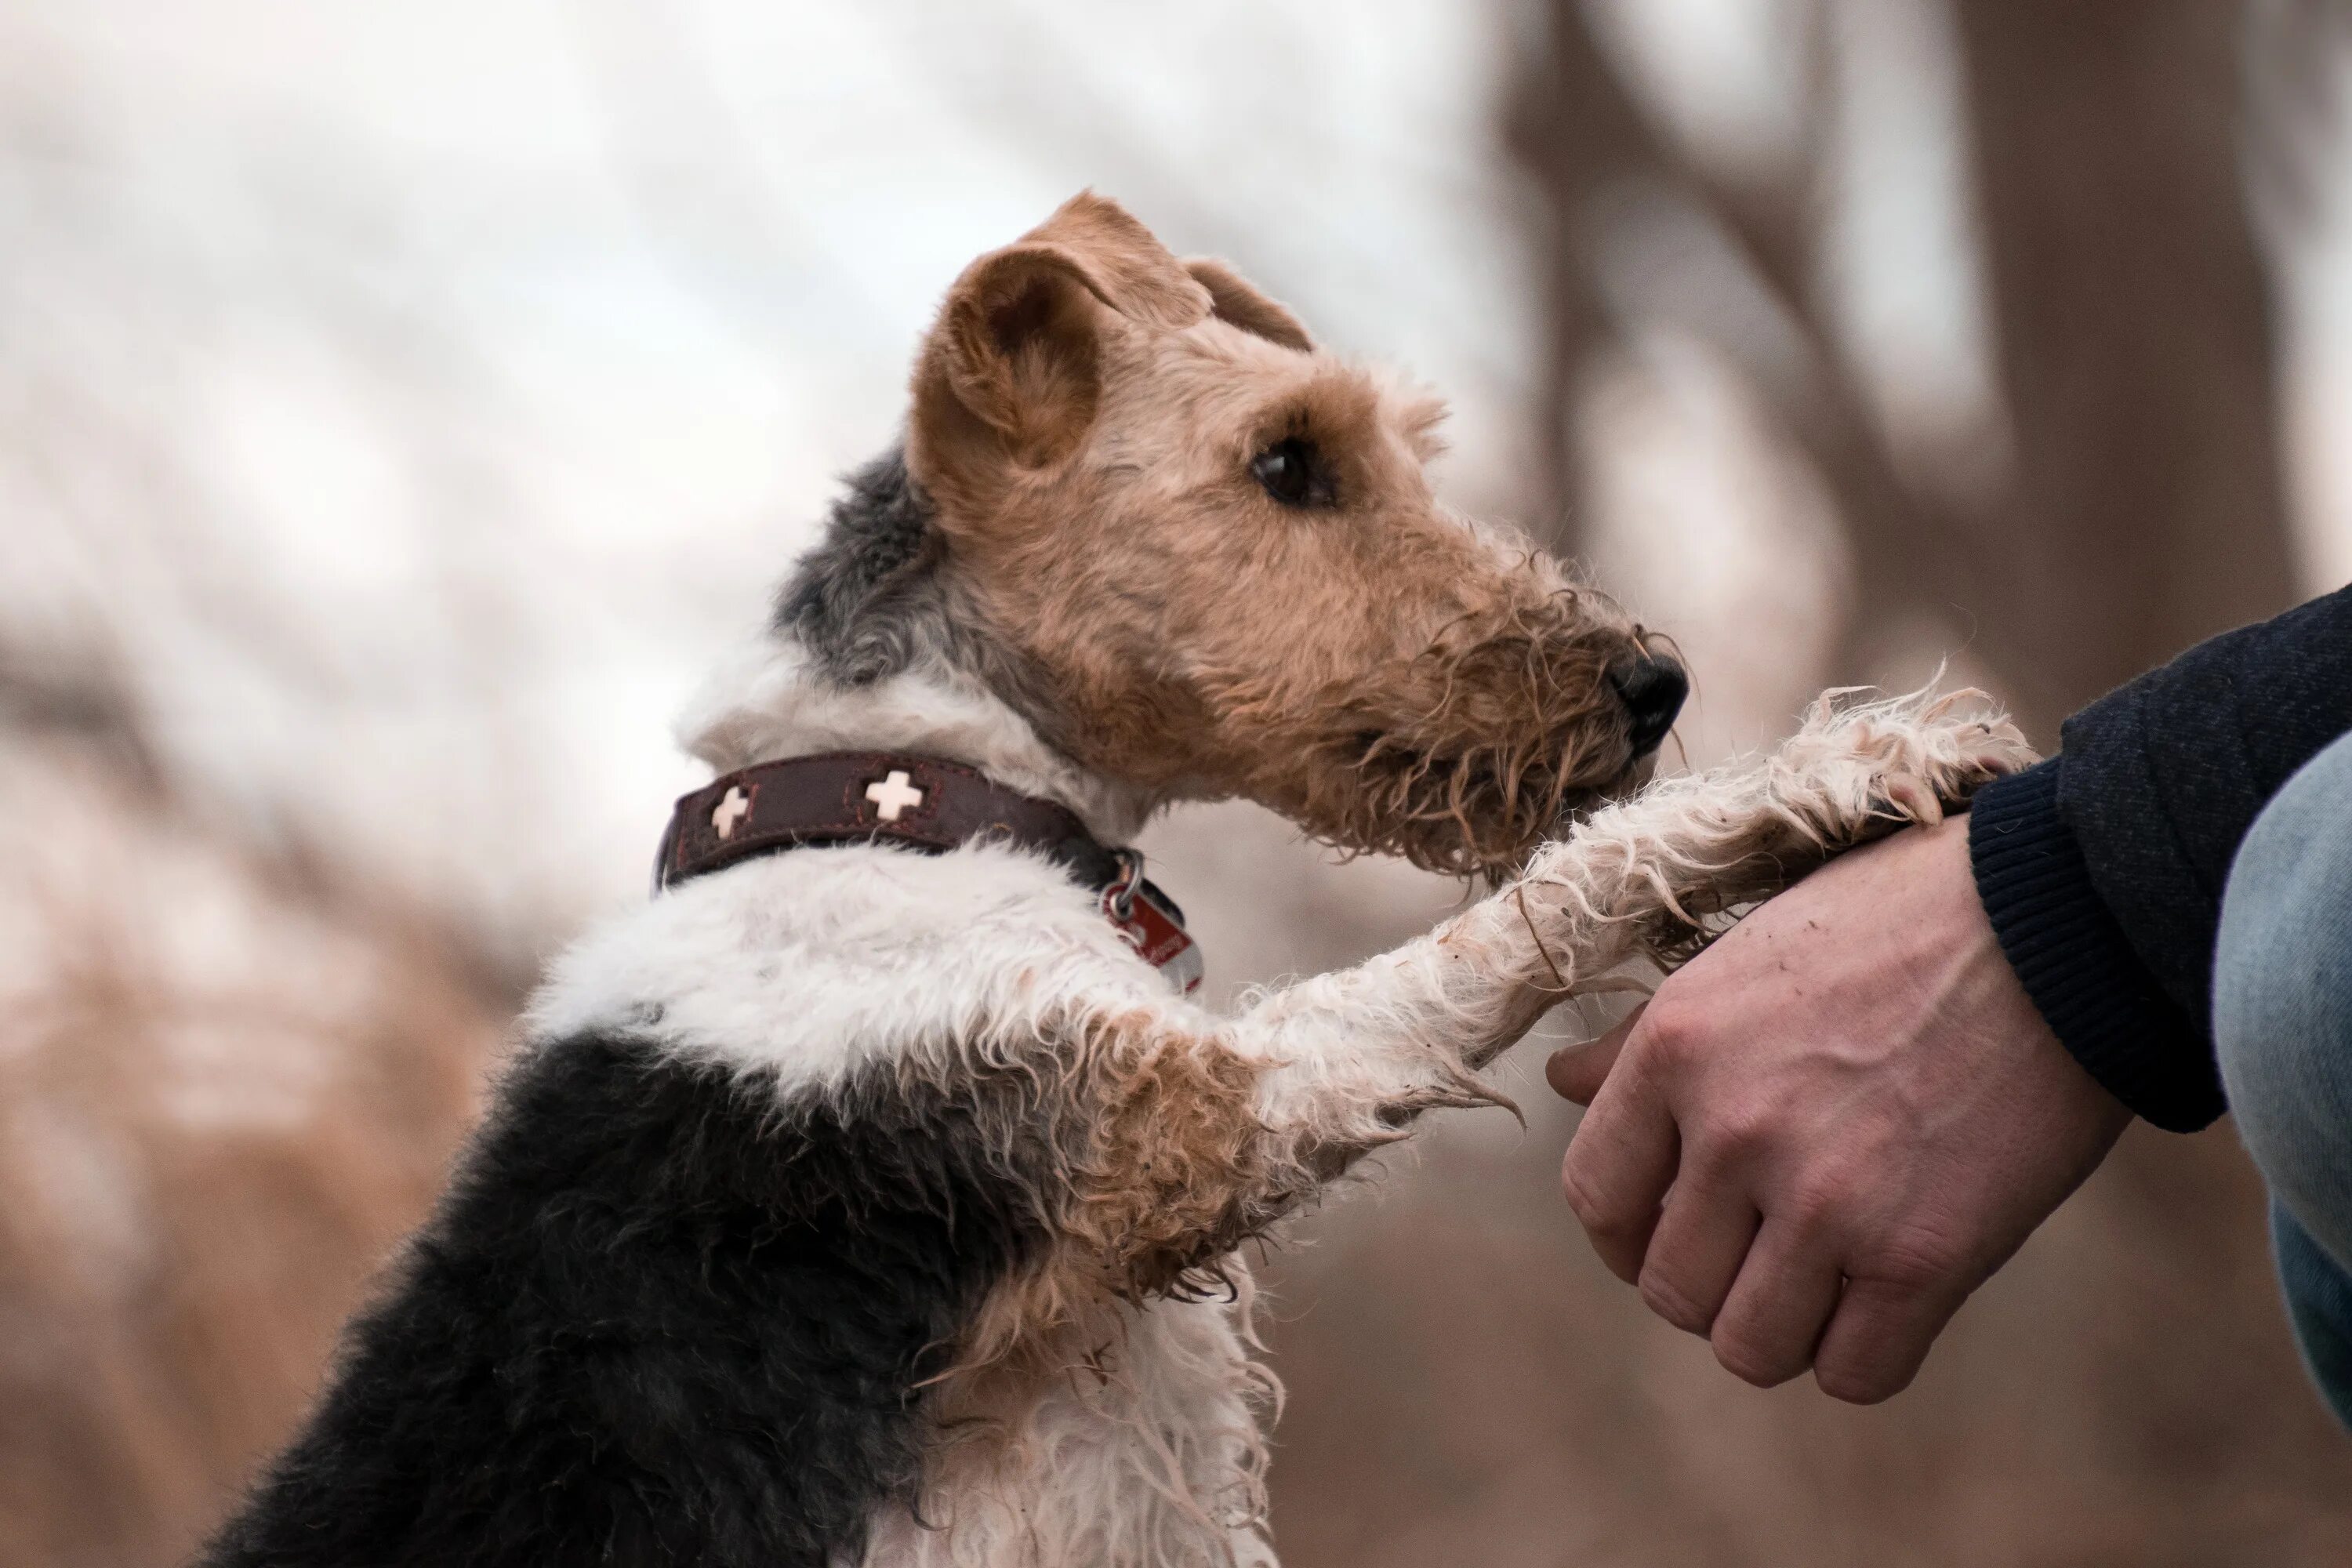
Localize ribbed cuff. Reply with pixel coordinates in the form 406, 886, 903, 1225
1969, 758, 2223, 1132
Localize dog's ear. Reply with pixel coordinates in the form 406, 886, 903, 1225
912, 194, 1215, 506
912, 241, 1116, 493
1183, 257, 1313, 353
1022, 192, 1210, 331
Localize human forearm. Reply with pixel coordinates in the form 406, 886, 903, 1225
1969, 584, 2352, 1129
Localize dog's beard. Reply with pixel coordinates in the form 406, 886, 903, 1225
1250, 615, 1645, 880
1314, 725, 1632, 879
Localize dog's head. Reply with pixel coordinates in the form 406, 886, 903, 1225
863, 194, 1682, 875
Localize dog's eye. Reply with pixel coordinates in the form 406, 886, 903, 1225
1250, 437, 1337, 509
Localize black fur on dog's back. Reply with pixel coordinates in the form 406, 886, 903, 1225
197, 1033, 1051, 1567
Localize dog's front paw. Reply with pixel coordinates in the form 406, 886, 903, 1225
1775, 685, 2036, 845
1519, 684, 2037, 967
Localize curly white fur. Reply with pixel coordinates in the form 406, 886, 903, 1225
532, 663, 2032, 1568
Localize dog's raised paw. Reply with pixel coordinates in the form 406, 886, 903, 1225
1945, 716, 2039, 791
1816, 688, 2036, 811
1875, 771, 1947, 828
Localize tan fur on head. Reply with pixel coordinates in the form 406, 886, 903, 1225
906, 192, 1660, 874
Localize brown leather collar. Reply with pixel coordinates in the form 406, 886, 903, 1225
655, 751, 1127, 894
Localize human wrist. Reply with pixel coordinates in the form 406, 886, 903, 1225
1967, 759, 2216, 1131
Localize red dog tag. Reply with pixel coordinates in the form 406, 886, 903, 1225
1100, 866, 1204, 996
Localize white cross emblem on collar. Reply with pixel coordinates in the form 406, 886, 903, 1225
864, 769, 926, 822
710, 785, 752, 840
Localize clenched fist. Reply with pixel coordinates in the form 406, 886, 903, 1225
1548, 816, 2130, 1403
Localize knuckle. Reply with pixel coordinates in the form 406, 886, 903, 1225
1711, 1328, 1802, 1389
1638, 1269, 1715, 1335
1633, 1000, 1702, 1072
1682, 1103, 1780, 1181
1704, 1102, 1774, 1163
1861, 1228, 1968, 1294
1780, 1170, 1850, 1238
1559, 1161, 1620, 1236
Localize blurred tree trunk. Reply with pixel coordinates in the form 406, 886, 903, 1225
1501, 13, 1648, 558
1511, 0, 2301, 742
1951, 0, 2297, 731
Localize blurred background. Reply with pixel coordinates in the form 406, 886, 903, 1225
4, 1, 2350, 1563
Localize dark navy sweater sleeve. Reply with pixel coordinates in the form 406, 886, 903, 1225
1969, 586, 2352, 1131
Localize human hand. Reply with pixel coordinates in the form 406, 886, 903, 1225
1546, 815, 2130, 1403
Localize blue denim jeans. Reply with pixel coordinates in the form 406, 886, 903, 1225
2215, 728, 2352, 1429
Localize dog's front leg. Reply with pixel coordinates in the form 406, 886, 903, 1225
1059, 692, 2034, 1297
1245, 691, 2033, 1144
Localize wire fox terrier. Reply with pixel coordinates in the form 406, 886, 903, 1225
199, 194, 2031, 1567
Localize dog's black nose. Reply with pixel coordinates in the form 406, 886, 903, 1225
1609, 654, 1687, 757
